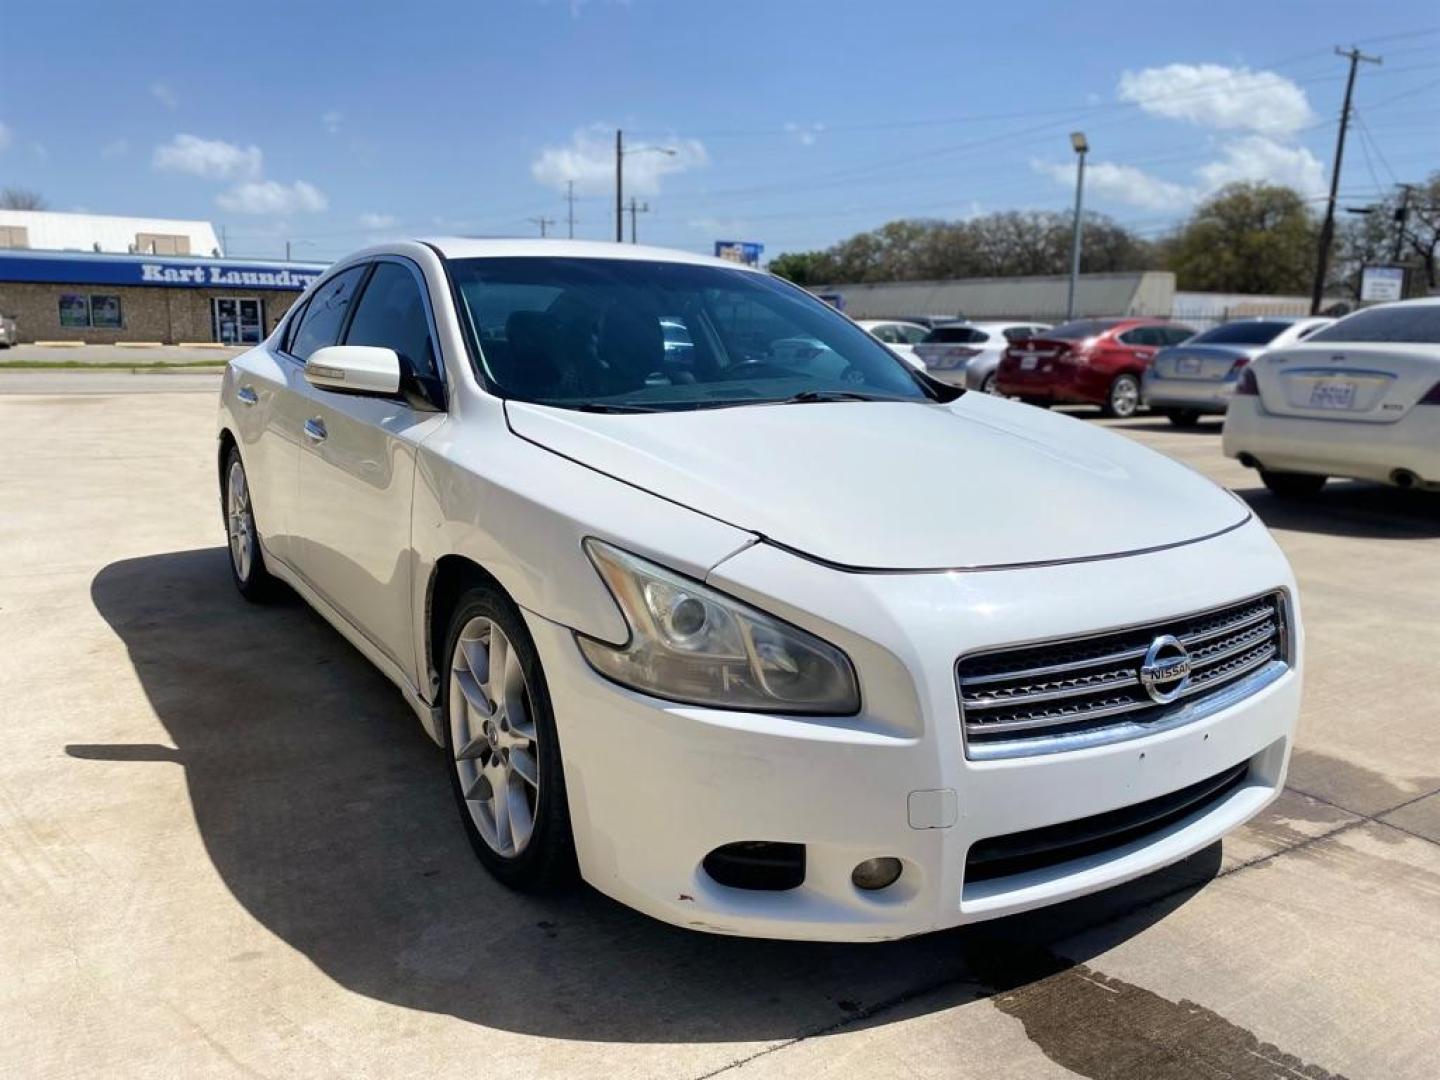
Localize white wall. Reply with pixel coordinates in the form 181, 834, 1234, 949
0, 210, 223, 256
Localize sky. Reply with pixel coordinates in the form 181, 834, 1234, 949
1, 0, 1437, 264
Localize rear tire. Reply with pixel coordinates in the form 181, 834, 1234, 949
1103, 374, 1141, 418
1260, 470, 1327, 498
222, 445, 278, 602
1165, 408, 1203, 428
441, 583, 577, 891
1019, 397, 1051, 409
981, 373, 998, 395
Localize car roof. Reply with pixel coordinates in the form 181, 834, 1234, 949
420, 236, 763, 272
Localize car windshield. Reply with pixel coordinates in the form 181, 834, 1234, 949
447, 257, 935, 411
1189, 321, 1293, 345
1307, 305, 1440, 344
1046, 319, 1122, 340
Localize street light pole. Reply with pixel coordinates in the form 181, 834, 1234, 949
1066, 132, 1088, 322
614, 129, 624, 243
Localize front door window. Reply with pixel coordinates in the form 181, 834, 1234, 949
213, 297, 265, 344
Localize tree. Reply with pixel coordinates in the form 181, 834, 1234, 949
1165, 183, 1317, 294
0, 187, 47, 210
767, 251, 833, 286
768, 211, 1157, 285
1333, 171, 1440, 296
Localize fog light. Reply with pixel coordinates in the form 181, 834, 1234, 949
851, 857, 903, 891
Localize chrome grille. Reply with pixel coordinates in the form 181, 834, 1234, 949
958, 593, 1287, 758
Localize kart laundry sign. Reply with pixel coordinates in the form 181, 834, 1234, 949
139, 263, 322, 290
0, 251, 327, 292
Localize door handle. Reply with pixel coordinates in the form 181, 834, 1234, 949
303, 417, 328, 443
236, 385, 259, 406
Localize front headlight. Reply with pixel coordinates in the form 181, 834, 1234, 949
576, 539, 860, 714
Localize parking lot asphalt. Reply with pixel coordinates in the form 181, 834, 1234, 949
1, 388, 1438, 1079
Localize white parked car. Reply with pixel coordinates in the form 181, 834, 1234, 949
856, 319, 930, 369
1143, 316, 1333, 426
913, 321, 1052, 390
218, 239, 1302, 941
1224, 298, 1440, 496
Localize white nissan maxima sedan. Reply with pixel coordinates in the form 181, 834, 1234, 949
217, 239, 1302, 942
1224, 298, 1440, 496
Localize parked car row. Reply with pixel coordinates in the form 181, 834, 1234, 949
857, 300, 1440, 500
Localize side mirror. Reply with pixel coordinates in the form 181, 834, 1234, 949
304, 345, 401, 396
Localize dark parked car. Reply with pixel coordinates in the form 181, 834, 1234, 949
995, 318, 1195, 417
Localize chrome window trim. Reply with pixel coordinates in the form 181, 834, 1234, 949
957, 589, 1293, 761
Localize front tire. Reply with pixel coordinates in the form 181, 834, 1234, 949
1103, 374, 1142, 418
222, 445, 277, 602
442, 584, 577, 890
1260, 470, 1327, 498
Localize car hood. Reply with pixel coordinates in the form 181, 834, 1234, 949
505, 394, 1248, 571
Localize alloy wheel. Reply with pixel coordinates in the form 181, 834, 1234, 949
226, 459, 255, 582
449, 617, 541, 858
1110, 376, 1140, 418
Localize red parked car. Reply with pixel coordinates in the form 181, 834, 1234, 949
995, 317, 1195, 417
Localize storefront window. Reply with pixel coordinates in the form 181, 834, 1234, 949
59, 295, 90, 328
57, 294, 123, 329
90, 295, 123, 329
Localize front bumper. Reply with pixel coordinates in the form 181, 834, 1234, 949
1143, 372, 1235, 413
1223, 398, 1440, 485
530, 517, 1301, 941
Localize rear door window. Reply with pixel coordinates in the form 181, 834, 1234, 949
923, 326, 987, 344
289, 266, 369, 361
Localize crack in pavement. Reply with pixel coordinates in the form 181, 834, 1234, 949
690, 781, 1435, 1080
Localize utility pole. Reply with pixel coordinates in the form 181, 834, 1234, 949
627, 197, 650, 244
566, 180, 576, 239
1392, 183, 1415, 263
1311, 45, 1382, 314
285, 239, 291, 260
527, 216, 556, 238
615, 129, 624, 243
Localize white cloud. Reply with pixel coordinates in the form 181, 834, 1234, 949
531, 125, 707, 197
1033, 158, 1194, 211
154, 134, 263, 180
322, 110, 343, 135
31, 143, 49, 162
1196, 135, 1325, 197
0, 121, 10, 153
150, 81, 179, 110
784, 121, 825, 148
358, 211, 397, 228
217, 179, 328, 215
1117, 63, 1314, 135
101, 138, 129, 160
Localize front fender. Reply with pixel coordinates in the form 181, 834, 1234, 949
410, 399, 756, 689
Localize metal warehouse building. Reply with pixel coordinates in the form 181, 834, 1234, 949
0, 210, 327, 345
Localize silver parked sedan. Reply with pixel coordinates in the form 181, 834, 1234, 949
1143, 316, 1333, 426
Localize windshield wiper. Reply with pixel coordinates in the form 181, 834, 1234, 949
572, 402, 667, 414
774, 390, 908, 405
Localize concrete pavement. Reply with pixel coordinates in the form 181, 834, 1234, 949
1, 390, 1437, 1079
